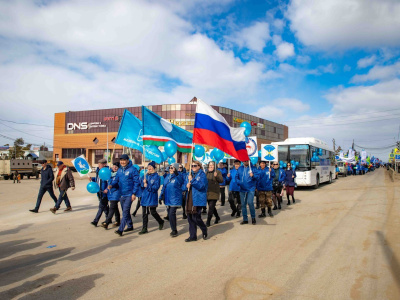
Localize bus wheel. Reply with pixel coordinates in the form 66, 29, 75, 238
36, 174, 39, 179
4, 175, 9, 180
329, 173, 333, 184
20, 174, 24, 180
313, 174, 320, 189
27, 175, 30, 179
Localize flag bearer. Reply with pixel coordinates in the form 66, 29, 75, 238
256, 161, 275, 218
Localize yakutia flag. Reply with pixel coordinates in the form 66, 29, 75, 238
193, 99, 249, 162
142, 106, 193, 153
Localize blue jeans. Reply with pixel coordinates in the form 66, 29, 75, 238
35, 186, 58, 210
240, 191, 255, 221
55, 188, 71, 209
119, 195, 133, 231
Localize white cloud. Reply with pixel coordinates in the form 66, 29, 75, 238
274, 42, 295, 61
252, 98, 309, 120
351, 61, 400, 83
357, 55, 377, 68
343, 65, 352, 72
228, 21, 271, 52
286, 0, 400, 50
296, 55, 310, 64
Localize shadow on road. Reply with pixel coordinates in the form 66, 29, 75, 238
0, 239, 46, 260
0, 223, 33, 236
18, 273, 104, 300
376, 231, 400, 290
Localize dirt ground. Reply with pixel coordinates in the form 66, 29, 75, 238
0, 168, 399, 300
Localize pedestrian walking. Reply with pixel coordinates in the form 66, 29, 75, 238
159, 163, 183, 237
206, 161, 223, 227
90, 158, 110, 227
272, 161, 285, 210
108, 154, 140, 236
226, 159, 242, 218
30, 160, 58, 213
13, 170, 21, 183
217, 162, 227, 206
132, 167, 144, 217
102, 162, 121, 229
185, 160, 208, 242
138, 161, 164, 235
257, 161, 275, 218
284, 162, 296, 205
50, 161, 75, 214
236, 160, 259, 225
178, 164, 188, 219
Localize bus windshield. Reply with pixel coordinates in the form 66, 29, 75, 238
289, 144, 310, 170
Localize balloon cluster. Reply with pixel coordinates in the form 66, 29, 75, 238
311, 148, 322, 162
290, 160, 300, 170
279, 161, 287, 169
240, 121, 252, 136
211, 148, 224, 162
87, 167, 112, 194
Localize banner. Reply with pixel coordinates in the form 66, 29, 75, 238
261, 144, 278, 162
71, 155, 91, 177
246, 136, 258, 158
144, 145, 163, 164
115, 110, 143, 152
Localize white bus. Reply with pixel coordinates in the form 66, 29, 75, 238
272, 137, 336, 188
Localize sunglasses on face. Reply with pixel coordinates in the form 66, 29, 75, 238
191, 165, 199, 168
273, 164, 278, 165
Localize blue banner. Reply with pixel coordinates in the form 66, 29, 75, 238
115, 110, 143, 152
144, 145, 163, 164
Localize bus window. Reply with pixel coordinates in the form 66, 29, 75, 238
310, 146, 320, 167
278, 145, 289, 163
289, 144, 311, 170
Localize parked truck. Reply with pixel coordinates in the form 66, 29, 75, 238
0, 159, 40, 180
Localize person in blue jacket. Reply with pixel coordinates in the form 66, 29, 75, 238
235, 160, 259, 225
159, 163, 183, 237
272, 161, 286, 210
108, 154, 140, 236
218, 162, 228, 206
179, 164, 188, 220
226, 160, 242, 218
138, 161, 164, 235
185, 160, 208, 242
132, 165, 144, 217
284, 162, 296, 205
102, 162, 121, 229
257, 161, 275, 218
90, 158, 109, 227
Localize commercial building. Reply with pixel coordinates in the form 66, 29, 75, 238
53, 98, 288, 167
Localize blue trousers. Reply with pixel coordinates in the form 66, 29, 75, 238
55, 188, 71, 209
35, 186, 57, 210
94, 196, 109, 224
240, 191, 256, 221
119, 195, 133, 231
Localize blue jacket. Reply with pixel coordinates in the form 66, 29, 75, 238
235, 164, 259, 192
141, 172, 161, 207
226, 168, 240, 192
284, 169, 296, 187
257, 167, 275, 191
91, 167, 109, 200
40, 164, 54, 188
110, 161, 140, 197
179, 169, 189, 192
188, 169, 208, 207
160, 172, 183, 206
136, 174, 144, 198
218, 167, 228, 186
107, 171, 120, 201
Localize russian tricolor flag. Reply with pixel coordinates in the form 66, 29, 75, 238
193, 99, 250, 162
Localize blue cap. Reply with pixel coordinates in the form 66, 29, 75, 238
120, 154, 129, 160
57, 161, 64, 166
148, 161, 156, 169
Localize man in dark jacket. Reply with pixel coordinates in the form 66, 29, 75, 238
90, 158, 109, 227
50, 161, 75, 214
206, 161, 223, 227
29, 160, 58, 213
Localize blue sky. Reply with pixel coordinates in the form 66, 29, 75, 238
0, 0, 400, 160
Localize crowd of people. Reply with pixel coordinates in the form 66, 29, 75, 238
29, 155, 298, 242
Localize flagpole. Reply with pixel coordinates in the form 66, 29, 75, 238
142, 106, 147, 175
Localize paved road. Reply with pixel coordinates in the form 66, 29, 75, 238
0, 168, 398, 299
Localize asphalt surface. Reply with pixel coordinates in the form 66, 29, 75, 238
0, 168, 399, 299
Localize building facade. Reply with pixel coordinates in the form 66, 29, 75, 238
53, 98, 289, 167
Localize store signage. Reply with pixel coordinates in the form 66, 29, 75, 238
67, 122, 88, 130
104, 115, 121, 122
233, 117, 265, 129
257, 123, 265, 129
185, 113, 195, 116
168, 119, 195, 126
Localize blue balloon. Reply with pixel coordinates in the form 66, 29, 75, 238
250, 156, 258, 165
140, 169, 145, 177
258, 150, 261, 157
98, 167, 111, 181
240, 121, 252, 136
133, 164, 140, 171
213, 148, 224, 162
194, 145, 205, 158
318, 148, 323, 156
168, 157, 176, 164
283, 163, 287, 168
160, 151, 167, 162
87, 182, 100, 194
279, 160, 283, 165
164, 141, 178, 158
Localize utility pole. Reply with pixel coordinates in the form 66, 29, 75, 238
332, 138, 336, 153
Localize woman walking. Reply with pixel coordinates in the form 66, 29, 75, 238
159, 163, 183, 237
206, 161, 223, 227
139, 161, 164, 235
102, 162, 121, 229
284, 162, 296, 205
185, 160, 208, 242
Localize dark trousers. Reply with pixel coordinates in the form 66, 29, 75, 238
220, 187, 226, 205
55, 188, 71, 209
168, 206, 178, 231
142, 206, 163, 229
188, 207, 207, 240
35, 186, 57, 210
94, 196, 109, 224
228, 191, 241, 215
207, 200, 219, 223
182, 192, 187, 216
105, 200, 120, 225
132, 198, 141, 215
255, 190, 260, 207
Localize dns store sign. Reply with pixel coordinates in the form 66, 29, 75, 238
67, 122, 88, 130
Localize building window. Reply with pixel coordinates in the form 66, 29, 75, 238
62, 148, 86, 159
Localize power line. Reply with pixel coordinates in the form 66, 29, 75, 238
0, 122, 53, 141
